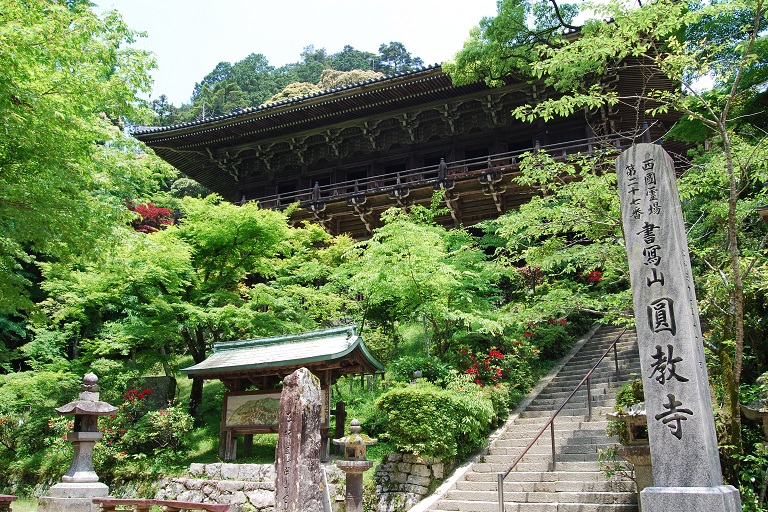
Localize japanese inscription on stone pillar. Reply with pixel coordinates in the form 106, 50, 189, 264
274, 367, 324, 512
617, 144, 723, 488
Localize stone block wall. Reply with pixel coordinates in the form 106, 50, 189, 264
156, 463, 346, 512
373, 453, 449, 512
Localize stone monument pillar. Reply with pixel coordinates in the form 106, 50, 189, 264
38, 373, 117, 512
617, 144, 741, 512
274, 368, 329, 512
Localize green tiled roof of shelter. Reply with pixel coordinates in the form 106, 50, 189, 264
181, 325, 383, 377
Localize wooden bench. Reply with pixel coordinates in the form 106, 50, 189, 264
155, 500, 229, 512
0, 495, 17, 512
92, 498, 230, 512
92, 498, 155, 512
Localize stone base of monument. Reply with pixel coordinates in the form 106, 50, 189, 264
640, 485, 741, 512
37, 482, 109, 512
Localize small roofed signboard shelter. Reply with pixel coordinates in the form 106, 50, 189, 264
181, 325, 383, 461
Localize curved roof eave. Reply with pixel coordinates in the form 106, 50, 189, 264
134, 64, 445, 138
180, 326, 384, 377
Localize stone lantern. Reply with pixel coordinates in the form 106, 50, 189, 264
741, 372, 768, 443
39, 373, 117, 512
607, 402, 653, 503
333, 419, 377, 512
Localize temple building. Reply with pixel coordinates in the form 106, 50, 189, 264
134, 62, 680, 239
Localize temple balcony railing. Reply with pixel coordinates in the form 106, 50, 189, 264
249, 132, 638, 210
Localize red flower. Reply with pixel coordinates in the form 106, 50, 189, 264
586, 270, 602, 282
524, 331, 534, 338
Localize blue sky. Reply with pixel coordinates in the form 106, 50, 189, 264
94, 0, 500, 105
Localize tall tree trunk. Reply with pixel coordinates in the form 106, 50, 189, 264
722, 128, 744, 460
183, 328, 208, 426
189, 377, 204, 427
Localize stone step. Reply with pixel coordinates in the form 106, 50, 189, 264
525, 398, 616, 411
497, 420, 610, 434
541, 376, 627, 387
565, 346, 639, 360
534, 387, 615, 400
430, 501, 638, 512
481, 452, 603, 464
471, 461, 603, 473
517, 406, 614, 419
492, 434, 608, 448
511, 412, 613, 424
463, 471, 612, 483
455, 479, 634, 493
443, 490, 637, 505
552, 364, 641, 379
423, 326, 640, 512
487, 442, 613, 457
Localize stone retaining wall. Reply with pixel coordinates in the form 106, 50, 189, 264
373, 453, 449, 512
155, 463, 346, 512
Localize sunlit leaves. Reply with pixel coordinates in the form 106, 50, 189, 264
0, 0, 155, 313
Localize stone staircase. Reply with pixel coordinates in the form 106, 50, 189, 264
422, 325, 642, 512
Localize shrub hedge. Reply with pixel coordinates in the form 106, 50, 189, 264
376, 376, 510, 460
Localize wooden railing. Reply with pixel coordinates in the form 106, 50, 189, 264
249, 132, 638, 209
496, 328, 627, 512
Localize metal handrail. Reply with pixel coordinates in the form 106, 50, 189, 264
496, 328, 628, 512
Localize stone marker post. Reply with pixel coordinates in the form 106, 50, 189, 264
274, 368, 329, 512
617, 143, 741, 512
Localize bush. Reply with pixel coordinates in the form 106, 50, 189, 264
387, 355, 453, 385
483, 383, 512, 424
605, 379, 645, 445
376, 375, 510, 460
526, 321, 571, 360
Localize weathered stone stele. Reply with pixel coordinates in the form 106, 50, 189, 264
274, 367, 329, 512
617, 144, 740, 512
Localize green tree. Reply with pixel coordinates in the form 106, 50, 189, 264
336, 205, 503, 358
150, 94, 181, 125
331, 45, 377, 71
376, 42, 424, 73
443, 0, 577, 85
0, 0, 155, 315
230, 53, 286, 106
191, 61, 233, 103
483, 149, 632, 325
36, 198, 353, 422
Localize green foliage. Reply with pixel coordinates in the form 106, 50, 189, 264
376, 376, 508, 460
0, 0, 156, 314
337, 206, 504, 357
734, 440, 768, 511
34, 198, 356, 421
605, 379, 645, 445
450, 0, 768, 483
444, 0, 576, 86
479, 149, 630, 327
387, 355, 454, 385
332, 376, 390, 439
